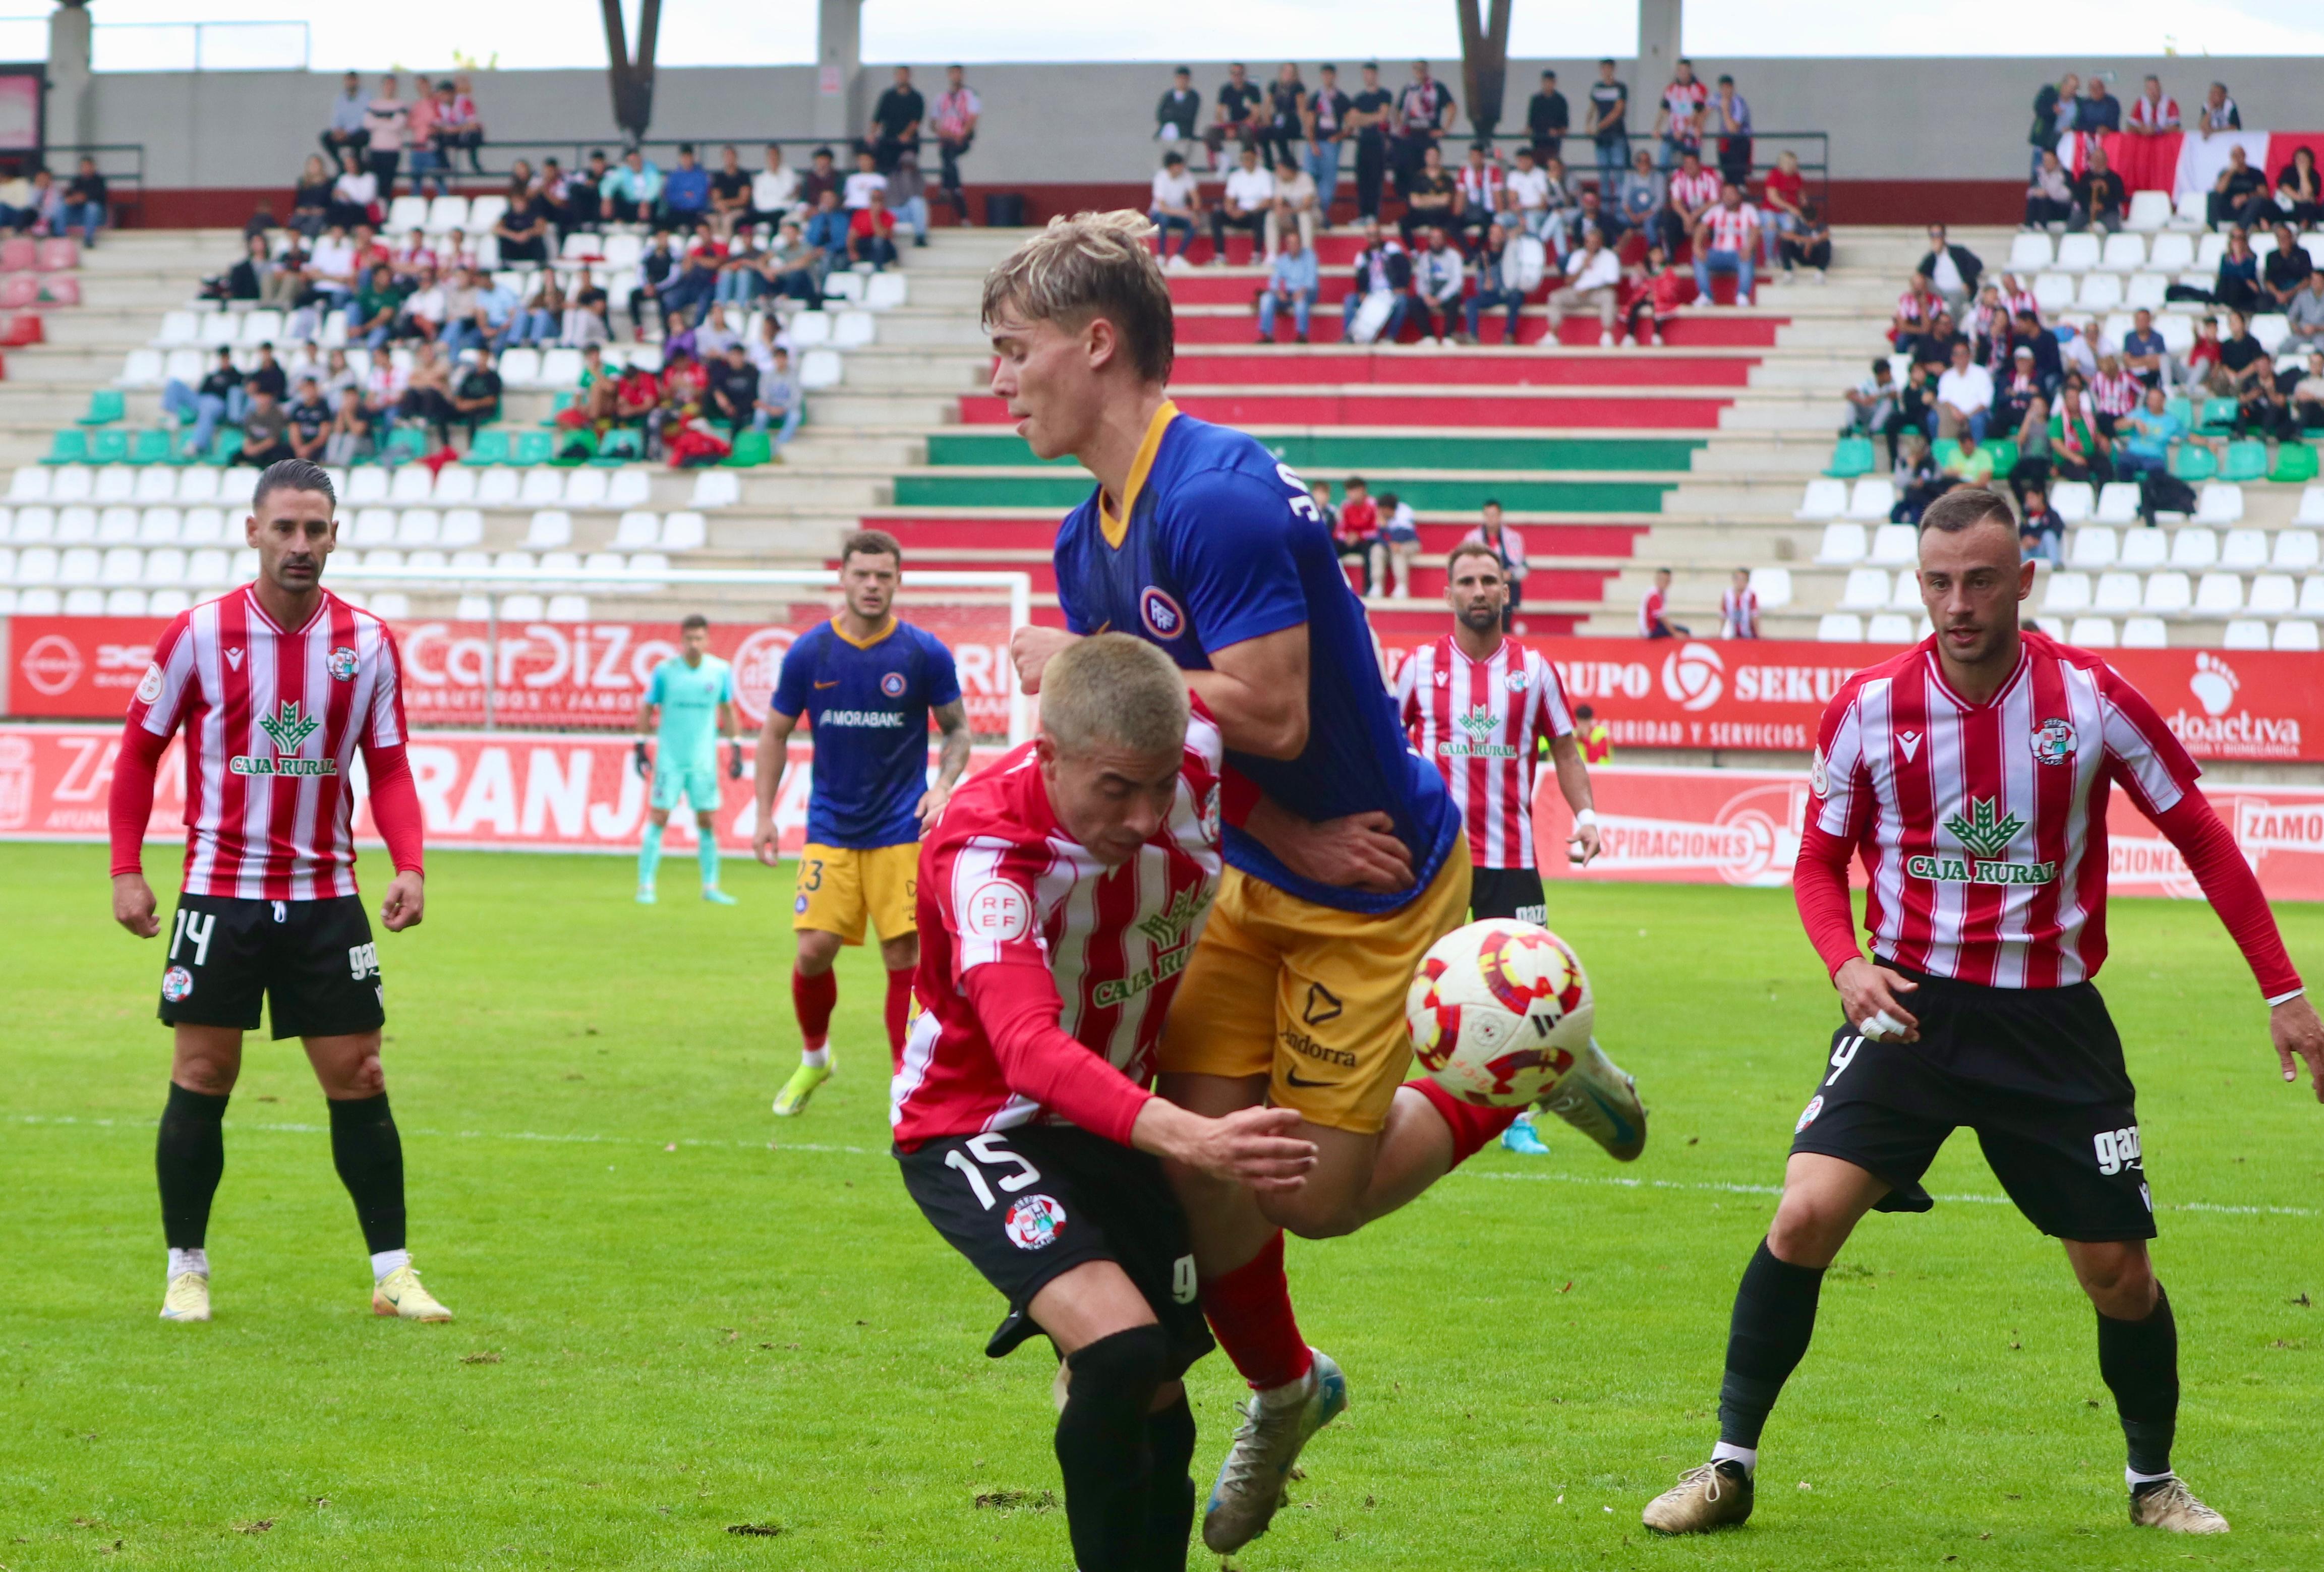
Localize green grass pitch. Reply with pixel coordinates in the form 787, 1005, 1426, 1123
3, 840, 2320, 1570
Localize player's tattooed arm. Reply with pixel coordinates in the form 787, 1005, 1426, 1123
919, 699, 973, 827
751, 706, 802, 866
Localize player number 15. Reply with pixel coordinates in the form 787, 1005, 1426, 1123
945, 1134, 1043, 1211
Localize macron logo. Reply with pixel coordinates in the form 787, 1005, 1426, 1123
1896, 729, 1923, 763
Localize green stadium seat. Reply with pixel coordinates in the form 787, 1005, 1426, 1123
721, 428, 772, 468
2197, 397, 2238, 434
1825, 436, 1874, 478
40, 428, 89, 464
1932, 437, 1961, 469
88, 427, 130, 464
511, 431, 554, 467
591, 428, 642, 464
128, 428, 175, 465
2168, 442, 2216, 481
380, 427, 427, 464
2269, 442, 2319, 484
461, 428, 512, 467
551, 427, 597, 463
2220, 440, 2268, 482
541, 391, 580, 427
204, 430, 244, 466
1985, 439, 2019, 474
2164, 396, 2192, 429
78, 388, 125, 426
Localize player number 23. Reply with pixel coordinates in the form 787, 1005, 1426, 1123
945, 1134, 1043, 1211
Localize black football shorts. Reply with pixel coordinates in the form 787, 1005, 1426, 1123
897, 1124, 1214, 1375
158, 893, 386, 1041
1469, 865, 1548, 925
1788, 968, 2157, 1242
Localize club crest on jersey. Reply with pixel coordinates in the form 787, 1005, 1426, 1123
1795, 1094, 1824, 1132
1907, 796, 2057, 885
1200, 781, 1221, 846
135, 662, 165, 704
1003, 1194, 1067, 1250
1139, 586, 1185, 639
160, 965, 194, 1003
231, 700, 337, 777
1504, 668, 1529, 692
2032, 717, 2077, 766
327, 646, 359, 682
880, 671, 907, 698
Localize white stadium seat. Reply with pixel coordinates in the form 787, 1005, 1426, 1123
2119, 528, 2168, 569
2274, 619, 2321, 651
520, 469, 565, 506
2146, 231, 2195, 272
1815, 612, 1863, 643
2220, 529, 2269, 570
2067, 528, 2116, 569
56, 506, 95, 541
2125, 191, 2173, 232
51, 468, 94, 502
2068, 615, 2117, 647
2094, 571, 2142, 613
138, 506, 181, 544
545, 594, 591, 622
119, 348, 164, 388
2195, 232, 2229, 271
1812, 520, 1866, 563
177, 468, 221, 504
425, 195, 470, 234
563, 469, 609, 508
152, 310, 201, 348
2171, 190, 2209, 228
181, 507, 226, 544
1888, 570, 1922, 610
2169, 527, 2218, 569
2252, 314, 2291, 354
863, 272, 909, 309
612, 511, 660, 549
2050, 482, 2094, 523
1865, 613, 1913, 643
396, 508, 441, 546
1796, 479, 1848, 520
389, 466, 434, 504
524, 510, 572, 549
2055, 233, 2102, 271
1868, 523, 1917, 566
2008, 232, 2054, 271
661, 511, 706, 550
387, 195, 430, 233
606, 470, 652, 509
476, 469, 520, 507
2124, 273, 2168, 311
1838, 567, 1890, 611
1843, 479, 1895, 521
2041, 571, 2091, 614
2193, 484, 2243, 525
134, 469, 178, 504
690, 472, 740, 508
2033, 273, 2075, 313
798, 348, 844, 388
351, 507, 397, 547
2273, 530, 2319, 571
1750, 565, 1792, 608
2194, 572, 2244, 615
2143, 570, 2191, 614
2247, 573, 2297, 615
467, 195, 508, 234
150, 589, 191, 617
2075, 273, 2122, 311
441, 510, 484, 547
500, 593, 545, 620
345, 467, 390, 505
2222, 618, 2270, 649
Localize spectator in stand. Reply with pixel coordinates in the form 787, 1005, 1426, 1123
2052, 380, 2113, 485
162, 347, 248, 458
1653, 58, 1707, 169
2238, 360, 2298, 440
1548, 224, 1622, 346
2121, 306, 2168, 385
444, 75, 487, 173
2078, 74, 2121, 134
397, 265, 448, 345
1615, 146, 1669, 249
1763, 148, 1807, 256
804, 190, 850, 275
1373, 491, 1421, 598
1528, 69, 1568, 165
1343, 219, 1411, 342
1993, 343, 2043, 432
1347, 61, 1393, 224
246, 341, 287, 405
362, 74, 408, 192
504, 274, 562, 347
2070, 145, 2127, 233
843, 146, 887, 213
1711, 75, 1752, 190
2210, 146, 2270, 230
1399, 142, 1458, 244
707, 339, 761, 432
304, 223, 358, 306
1466, 223, 1531, 345
2293, 352, 2324, 429
21, 167, 62, 237
2217, 307, 2268, 392
1156, 66, 1202, 145
1148, 152, 1202, 266
2115, 384, 2183, 483
2127, 75, 2180, 135
1997, 271, 2040, 322
932, 65, 980, 226
1780, 199, 1834, 282
1663, 148, 1720, 259
1919, 223, 1983, 318
1268, 155, 1320, 258
2005, 391, 2053, 501
663, 145, 712, 231
2281, 272, 2324, 356
1392, 60, 1456, 200
347, 263, 407, 350
1504, 144, 1554, 243
63, 156, 105, 247
1888, 429, 1942, 523
564, 151, 609, 232
848, 187, 900, 270
2214, 228, 2261, 313
1588, 59, 1631, 187
1845, 357, 1900, 457
1205, 63, 1265, 171
1693, 181, 1760, 307
2182, 314, 2222, 390
236, 387, 294, 467
2272, 147, 2324, 229
750, 144, 802, 230
1623, 243, 1692, 347
1939, 430, 1996, 495
322, 70, 369, 166
799, 145, 841, 210
859, 64, 922, 176
2029, 72, 2080, 176
604, 147, 665, 226
1209, 143, 1274, 263
286, 377, 332, 461
403, 80, 448, 201
1408, 227, 1465, 345
1639, 566, 1686, 638
292, 154, 334, 239
1262, 64, 1306, 172
448, 349, 502, 441
1571, 185, 1623, 251
1910, 309, 1965, 376
1255, 228, 1318, 343
213, 233, 273, 303
2264, 220, 2313, 307
1300, 63, 1349, 228
1462, 500, 1528, 628
494, 181, 551, 265
1720, 567, 1759, 638
2017, 483, 2064, 566
2012, 308, 2061, 390
1450, 142, 1504, 252
707, 145, 753, 239
329, 151, 377, 230
397, 342, 459, 446
2024, 150, 2073, 230
1335, 476, 1380, 593
754, 345, 803, 448
2197, 81, 2241, 138
1934, 338, 1994, 441
888, 145, 931, 248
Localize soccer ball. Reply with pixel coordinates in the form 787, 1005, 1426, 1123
1406, 920, 1595, 1106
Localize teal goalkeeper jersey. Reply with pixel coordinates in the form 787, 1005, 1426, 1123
647, 654, 734, 770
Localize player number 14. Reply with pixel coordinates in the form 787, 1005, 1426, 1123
169, 908, 216, 967
945, 1134, 1043, 1211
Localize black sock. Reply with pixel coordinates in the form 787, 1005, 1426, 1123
1055, 1325, 1168, 1571
1139, 1391, 1197, 1572
326, 1093, 406, 1254
156, 1083, 229, 1251
2098, 1283, 2178, 1478
1717, 1240, 1828, 1449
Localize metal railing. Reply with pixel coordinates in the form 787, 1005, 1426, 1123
398, 137, 870, 191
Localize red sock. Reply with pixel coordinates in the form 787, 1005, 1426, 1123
884, 967, 914, 1054
1406, 1077, 1522, 1167
1200, 1231, 1314, 1391
791, 967, 837, 1050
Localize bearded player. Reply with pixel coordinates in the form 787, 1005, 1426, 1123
106, 458, 451, 1325
1642, 488, 2324, 1537
992, 211, 1647, 1553
752, 530, 972, 1117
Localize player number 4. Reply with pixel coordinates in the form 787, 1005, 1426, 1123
169, 908, 215, 967
1824, 1034, 1863, 1087
944, 1134, 1043, 1211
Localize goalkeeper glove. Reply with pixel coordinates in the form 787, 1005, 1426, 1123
728, 740, 744, 780
632, 740, 651, 778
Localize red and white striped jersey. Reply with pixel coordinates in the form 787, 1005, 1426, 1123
1807, 629, 2200, 988
891, 712, 1225, 1146
126, 586, 409, 901
1703, 201, 1760, 254
1721, 586, 1760, 639
1397, 636, 1574, 869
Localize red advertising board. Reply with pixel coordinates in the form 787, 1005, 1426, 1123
5, 610, 1021, 736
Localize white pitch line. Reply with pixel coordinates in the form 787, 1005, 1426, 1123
12, 1114, 2312, 1219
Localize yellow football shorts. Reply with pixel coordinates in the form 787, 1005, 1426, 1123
1157, 851, 1470, 1134
792, 842, 920, 944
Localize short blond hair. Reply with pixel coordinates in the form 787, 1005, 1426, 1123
1040, 633, 1189, 758
981, 211, 1176, 384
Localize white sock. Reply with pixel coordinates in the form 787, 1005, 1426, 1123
1711, 1442, 1758, 1475
2127, 1466, 2175, 1488
370, 1248, 411, 1283
168, 1247, 209, 1280
801, 1046, 831, 1070
1256, 1362, 1318, 1407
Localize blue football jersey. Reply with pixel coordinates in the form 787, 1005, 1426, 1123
770, 618, 962, 848
1052, 403, 1459, 913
